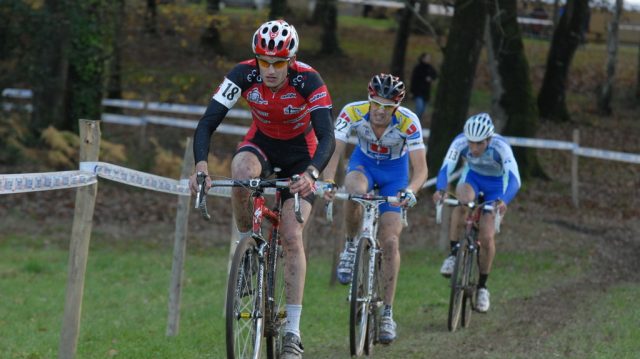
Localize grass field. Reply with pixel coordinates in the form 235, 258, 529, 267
1, 209, 638, 359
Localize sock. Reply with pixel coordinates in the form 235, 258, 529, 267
284, 304, 302, 337
478, 274, 489, 289
450, 241, 459, 255
237, 230, 252, 239
383, 304, 393, 318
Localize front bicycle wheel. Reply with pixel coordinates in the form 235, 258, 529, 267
265, 238, 286, 359
364, 246, 382, 356
461, 244, 478, 328
447, 243, 467, 332
226, 237, 263, 359
350, 238, 371, 357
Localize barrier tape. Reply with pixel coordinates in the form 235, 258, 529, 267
3, 88, 639, 164
0, 171, 97, 194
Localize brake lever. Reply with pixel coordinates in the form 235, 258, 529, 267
195, 171, 211, 220
291, 174, 304, 224
325, 201, 333, 223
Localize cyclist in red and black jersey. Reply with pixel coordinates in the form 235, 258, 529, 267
189, 20, 335, 359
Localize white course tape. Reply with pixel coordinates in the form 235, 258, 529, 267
574, 146, 640, 164
84, 162, 191, 196
0, 171, 97, 194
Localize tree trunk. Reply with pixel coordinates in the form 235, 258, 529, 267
427, 0, 486, 173
200, 0, 223, 54
65, 1, 114, 133
636, 43, 640, 101
487, 0, 546, 181
598, 0, 623, 116
319, 0, 342, 56
107, 0, 125, 101
144, 0, 157, 35
270, 0, 288, 19
537, 0, 590, 122
30, 0, 70, 137
390, 0, 416, 80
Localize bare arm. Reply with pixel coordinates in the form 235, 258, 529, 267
321, 139, 347, 182
407, 148, 428, 193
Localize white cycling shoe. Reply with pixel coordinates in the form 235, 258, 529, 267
439, 255, 456, 278
476, 288, 490, 313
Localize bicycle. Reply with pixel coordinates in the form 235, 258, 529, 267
435, 193, 502, 332
326, 191, 402, 357
196, 171, 304, 359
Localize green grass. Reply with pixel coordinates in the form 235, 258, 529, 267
2, 227, 635, 359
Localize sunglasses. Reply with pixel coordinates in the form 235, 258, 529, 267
256, 56, 290, 70
368, 96, 398, 112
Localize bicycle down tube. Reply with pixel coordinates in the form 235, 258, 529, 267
194, 175, 302, 359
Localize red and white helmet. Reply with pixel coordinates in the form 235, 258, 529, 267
252, 20, 299, 58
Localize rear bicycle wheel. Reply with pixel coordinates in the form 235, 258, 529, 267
447, 243, 467, 332
226, 237, 263, 359
350, 238, 371, 357
265, 238, 286, 359
461, 244, 478, 328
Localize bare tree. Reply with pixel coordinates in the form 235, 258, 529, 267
427, 0, 487, 172
537, 0, 590, 122
107, 0, 125, 101
200, 0, 224, 54
318, 0, 342, 56
270, 0, 288, 19
487, 0, 546, 180
30, 0, 70, 135
144, 0, 157, 35
598, 0, 623, 116
390, 0, 416, 80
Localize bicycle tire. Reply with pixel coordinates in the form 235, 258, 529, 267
364, 246, 382, 356
265, 235, 286, 359
350, 237, 371, 357
461, 240, 477, 328
226, 237, 263, 359
447, 243, 467, 332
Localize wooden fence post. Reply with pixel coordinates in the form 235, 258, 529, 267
59, 119, 101, 359
571, 129, 580, 208
166, 137, 194, 336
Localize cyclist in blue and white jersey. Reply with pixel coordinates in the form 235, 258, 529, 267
432, 112, 521, 313
322, 74, 428, 344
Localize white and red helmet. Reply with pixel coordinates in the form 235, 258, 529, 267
252, 20, 299, 58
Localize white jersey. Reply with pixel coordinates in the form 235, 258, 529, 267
334, 100, 425, 161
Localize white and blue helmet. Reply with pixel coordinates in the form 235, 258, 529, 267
463, 113, 495, 141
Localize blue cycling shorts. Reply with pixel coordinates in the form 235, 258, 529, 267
458, 167, 506, 203
347, 148, 409, 214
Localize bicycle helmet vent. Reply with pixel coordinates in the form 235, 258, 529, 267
463, 113, 495, 141
252, 20, 299, 58
368, 73, 406, 104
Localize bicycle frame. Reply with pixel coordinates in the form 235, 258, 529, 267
437, 196, 495, 332
334, 192, 400, 357
196, 175, 302, 359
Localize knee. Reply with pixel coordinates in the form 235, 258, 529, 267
280, 229, 303, 250
381, 235, 400, 253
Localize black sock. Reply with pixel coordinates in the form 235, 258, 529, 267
449, 241, 459, 255
383, 304, 393, 317
478, 274, 489, 289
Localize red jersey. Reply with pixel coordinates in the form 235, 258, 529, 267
211, 59, 333, 140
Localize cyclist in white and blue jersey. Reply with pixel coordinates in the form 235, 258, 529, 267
322, 74, 428, 344
432, 112, 521, 313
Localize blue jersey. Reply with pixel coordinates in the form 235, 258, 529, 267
436, 133, 521, 203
